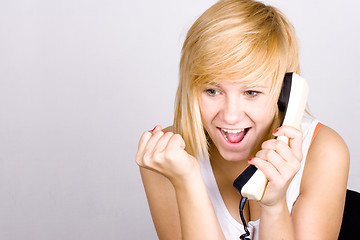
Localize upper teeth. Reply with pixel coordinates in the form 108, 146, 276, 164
221, 128, 244, 134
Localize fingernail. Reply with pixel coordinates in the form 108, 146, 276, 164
151, 125, 157, 132
248, 158, 252, 162
273, 128, 279, 134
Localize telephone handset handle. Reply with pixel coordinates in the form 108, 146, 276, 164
233, 73, 309, 201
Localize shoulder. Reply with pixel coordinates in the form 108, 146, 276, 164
299, 124, 349, 199
302, 125, 349, 187
307, 125, 349, 167
291, 125, 349, 238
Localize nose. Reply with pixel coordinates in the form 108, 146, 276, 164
220, 96, 245, 125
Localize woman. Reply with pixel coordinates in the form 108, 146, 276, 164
136, 0, 349, 239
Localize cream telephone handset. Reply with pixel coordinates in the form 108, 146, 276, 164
233, 72, 309, 201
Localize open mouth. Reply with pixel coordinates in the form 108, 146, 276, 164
220, 128, 250, 144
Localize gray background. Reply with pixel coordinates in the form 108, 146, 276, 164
0, 0, 359, 239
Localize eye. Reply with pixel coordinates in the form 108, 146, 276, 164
244, 90, 260, 97
205, 88, 220, 96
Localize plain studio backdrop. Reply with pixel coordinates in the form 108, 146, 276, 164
0, 0, 359, 239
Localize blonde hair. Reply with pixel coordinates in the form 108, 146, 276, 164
174, 0, 300, 159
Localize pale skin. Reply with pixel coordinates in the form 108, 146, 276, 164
136, 80, 349, 239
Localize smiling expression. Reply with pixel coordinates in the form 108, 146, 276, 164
199, 79, 276, 162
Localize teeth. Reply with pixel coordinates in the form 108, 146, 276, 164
221, 128, 245, 141
221, 128, 244, 134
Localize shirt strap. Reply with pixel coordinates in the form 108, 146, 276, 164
310, 122, 323, 145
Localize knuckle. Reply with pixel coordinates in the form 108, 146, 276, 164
152, 151, 162, 163
138, 132, 151, 148
154, 130, 165, 137
141, 131, 151, 138
135, 152, 141, 164
164, 132, 174, 138
170, 134, 185, 147
141, 131, 152, 142
255, 150, 264, 158
266, 150, 275, 159
257, 157, 268, 168
135, 157, 141, 166
164, 148, 175, 161
262, 140, 277, 151
173, 133, 182, 142
142, 152, 152, 166
261, 139, 271, 148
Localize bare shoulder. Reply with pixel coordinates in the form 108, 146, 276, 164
301, 124, 349, 194
139, 166, 181, 239
305, 125, 349, 176
292, 125, 350, 238
309, 125, 349, 156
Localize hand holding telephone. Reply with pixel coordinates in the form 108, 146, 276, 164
233, 72, 309, 201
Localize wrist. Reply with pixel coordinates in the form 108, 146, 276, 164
260, 198, 288, 216
259, 198, 295, 240
170, 160, 202, 190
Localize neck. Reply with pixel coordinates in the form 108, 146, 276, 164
208, 143, 250, 186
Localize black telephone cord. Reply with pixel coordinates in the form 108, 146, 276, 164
239, 196, 251, 240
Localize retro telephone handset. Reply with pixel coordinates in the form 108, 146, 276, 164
233, 73, 309, 239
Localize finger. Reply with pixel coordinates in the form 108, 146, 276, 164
138, 130, 165, 168
153, 132, 174, 153
136, 131, 153, 165
144, 130, 165, 153
138, 131, 152, 150
136, 125, 163, 165
272, 125, 302, 159
261, 139, 293, 163
256, 148, 300, 179
248, 157, 280, 183
261, 137, 302, 179
262, 139, 301, 171
166, 133, 186, 151
150, 125, 163, 134
255, 149, 286, 174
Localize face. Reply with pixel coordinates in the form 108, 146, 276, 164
199, 80, 275, 161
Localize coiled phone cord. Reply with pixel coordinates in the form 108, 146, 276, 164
239, 196, 251, 240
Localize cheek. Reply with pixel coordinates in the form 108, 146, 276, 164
199, 96, 218, 129
199, 101, 212, 126
251, 100, 276, 125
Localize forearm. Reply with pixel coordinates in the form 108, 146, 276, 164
173, 171, 225, 240
259, 200, 295, 240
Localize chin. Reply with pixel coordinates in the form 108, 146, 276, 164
217, 148, 249, 162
